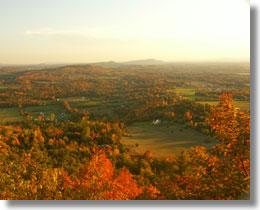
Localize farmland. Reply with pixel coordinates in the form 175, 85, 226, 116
122, 122, 216, 157
0, 63, 250, 160
196, 100, 250, 112
0, 62, 250, 200
0, 63, 250, 158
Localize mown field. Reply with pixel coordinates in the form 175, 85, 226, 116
197, 100, 250, 112
174, 88, 196, 100
0, 103, 67, 123
0, 107, 23, 123
173, 88, 250, 112
122, 122, 216, 158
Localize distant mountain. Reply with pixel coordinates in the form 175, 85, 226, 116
1, 59, 167, 69
89, 61, 123, 68
122, 59, 166, 66
89, 59, 166, 68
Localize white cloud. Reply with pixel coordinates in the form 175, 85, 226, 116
24, 26, 169, 40
25, 28, 86, 36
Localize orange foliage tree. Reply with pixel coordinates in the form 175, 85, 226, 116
156, 93, 250, 199
63, 151, 142, 200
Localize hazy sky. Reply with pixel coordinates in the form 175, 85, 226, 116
0, 0, 250, 64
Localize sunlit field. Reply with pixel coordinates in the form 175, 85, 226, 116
122, 122, 216, 157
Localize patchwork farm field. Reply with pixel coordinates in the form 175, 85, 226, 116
174, 88, 196, 100
122, 122, 216, 158
197, 100, 250, 111
0, 107, 23, 123
0, 104, 67, 123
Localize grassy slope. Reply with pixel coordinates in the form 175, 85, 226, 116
197, 101, 250, 112
122, 122, 216, 158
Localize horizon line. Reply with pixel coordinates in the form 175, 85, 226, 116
0, 59, 250, 66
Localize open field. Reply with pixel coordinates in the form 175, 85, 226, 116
24, 104, 67, 118
197, 100, 250, 111
174, 88, 195, 96
0, 107, 23, 123
0, 103, 67, 123
122, 121, 216, 158
174, 88, 196, 100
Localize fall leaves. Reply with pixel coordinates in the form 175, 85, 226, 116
0, 115, 143, 200
208, 93, 250, 178
0, 93, 250, 200
63, 152, 142, 200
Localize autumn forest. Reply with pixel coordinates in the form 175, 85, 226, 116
0, 62, 250, 200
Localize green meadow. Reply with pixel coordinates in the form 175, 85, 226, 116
122, 121, 216, 158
